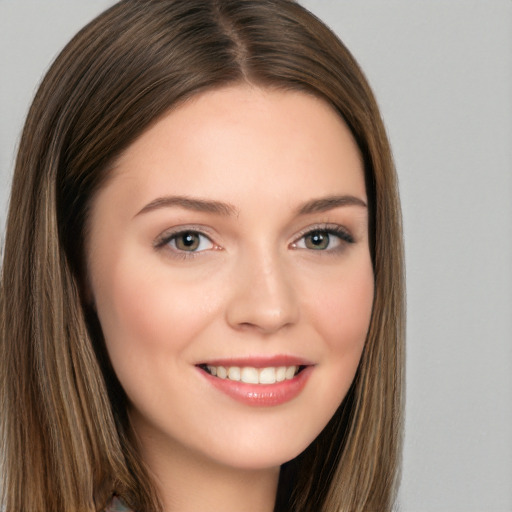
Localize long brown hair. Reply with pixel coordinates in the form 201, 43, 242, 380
0, 1, 405, 510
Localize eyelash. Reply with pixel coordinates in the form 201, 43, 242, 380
154, 223, 354, 259
154, 226, 217, 259
291, 224, 354, 252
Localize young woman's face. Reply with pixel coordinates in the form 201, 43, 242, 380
86, 85, 374, 471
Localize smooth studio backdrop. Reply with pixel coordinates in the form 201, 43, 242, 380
1, 1, 511, 511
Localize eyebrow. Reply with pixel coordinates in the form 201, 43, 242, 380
297, 195, 367, 215
135, 195, 239, 217
135, 193, 367, 218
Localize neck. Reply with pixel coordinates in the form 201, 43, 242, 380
134, 424, 280, 512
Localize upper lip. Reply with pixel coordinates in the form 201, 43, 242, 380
196, 355, 314, 368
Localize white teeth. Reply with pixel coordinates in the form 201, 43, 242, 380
259, 367, 276, 384
205, 364, 300, 384
276, 366, 286, 382
241, 367, 259, 384
227, 366, 241, 381
285, 366, 297, 380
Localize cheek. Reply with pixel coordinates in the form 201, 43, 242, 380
307, 258, 374, 354
300, 256, 374, 407
92, 255, 221, 380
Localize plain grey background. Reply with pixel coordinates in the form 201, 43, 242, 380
1, 1, 511, 511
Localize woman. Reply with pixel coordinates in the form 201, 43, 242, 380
0, 1, 405, 511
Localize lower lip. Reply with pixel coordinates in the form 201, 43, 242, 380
198, 366, 313, 407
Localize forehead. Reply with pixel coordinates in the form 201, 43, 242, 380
97, 84, 366, 216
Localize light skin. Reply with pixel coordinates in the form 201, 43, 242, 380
86, 84, 374, 512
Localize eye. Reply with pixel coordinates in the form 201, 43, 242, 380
292, 226, 354, 251
303, 231, 332, 250
162, 230, 215, 253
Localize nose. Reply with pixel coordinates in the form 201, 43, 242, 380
225, 248, 300, 335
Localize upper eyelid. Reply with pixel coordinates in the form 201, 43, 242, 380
153, 222, 354, 248
154, 225, 217, 248
291, 223, 353, 241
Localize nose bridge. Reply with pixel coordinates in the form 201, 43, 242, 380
225, 243, 299, 334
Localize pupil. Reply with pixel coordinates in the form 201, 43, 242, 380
183, 233, 195, 246
307, 231, 329, 250
312, 233, 323, 245
177, 232, 199, 250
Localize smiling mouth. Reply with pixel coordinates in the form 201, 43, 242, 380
198, 364, 307, 385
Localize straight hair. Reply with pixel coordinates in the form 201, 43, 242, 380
0, 1, 405, 510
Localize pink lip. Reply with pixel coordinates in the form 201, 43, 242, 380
196, 356, 314, 407
198, 355, 314, 368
